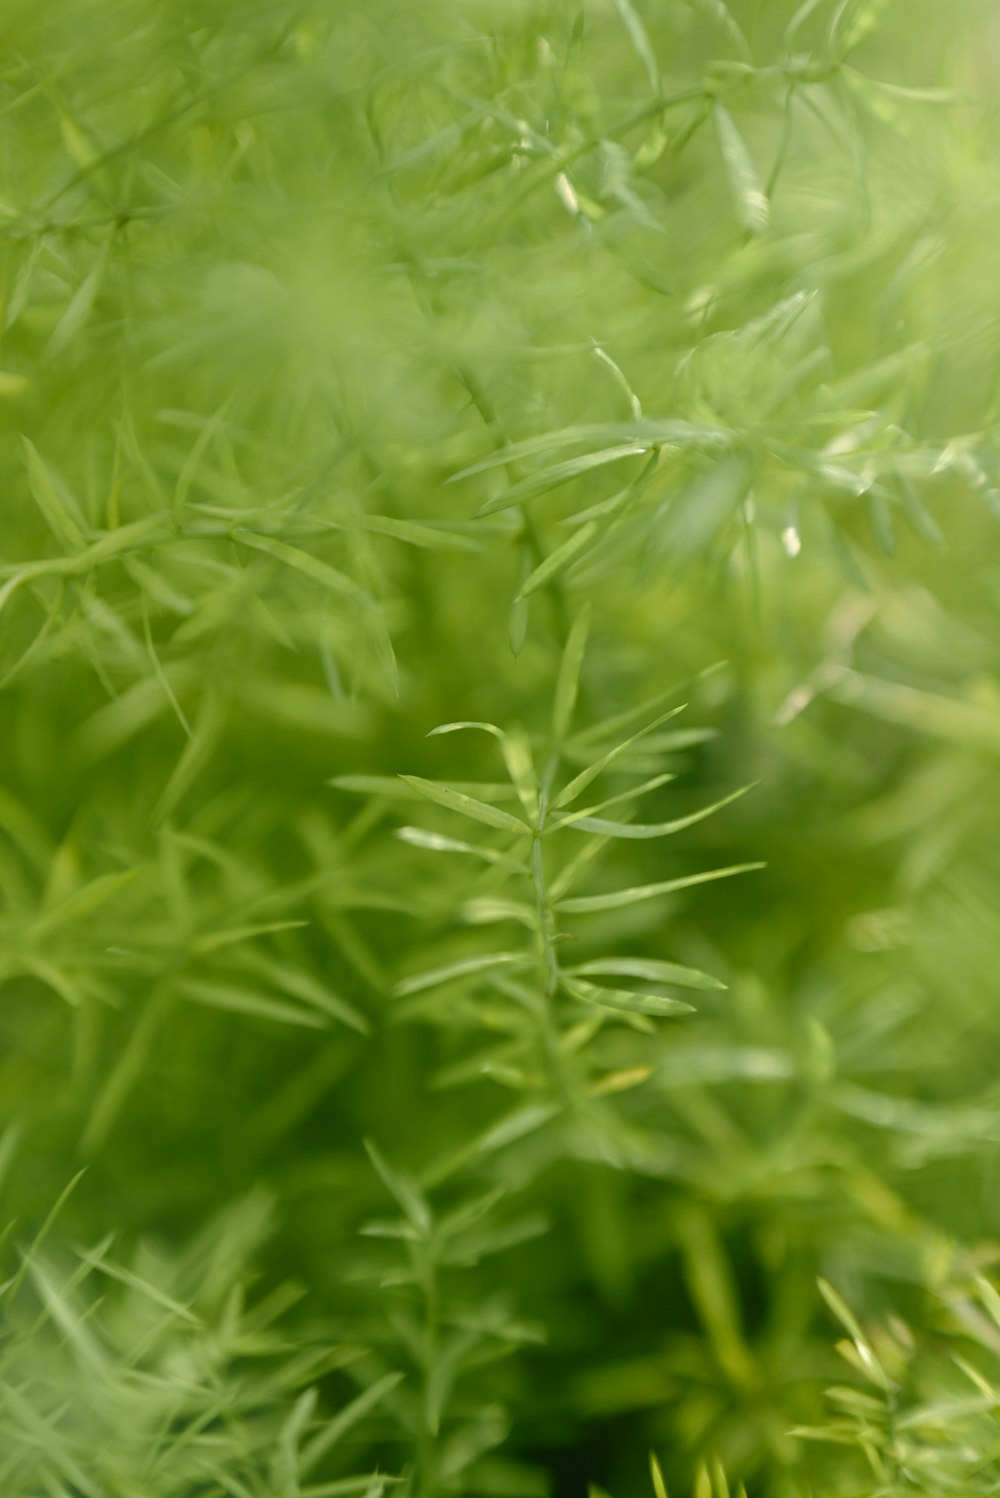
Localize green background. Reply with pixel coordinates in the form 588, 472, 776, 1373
3, 1, 1000, 1493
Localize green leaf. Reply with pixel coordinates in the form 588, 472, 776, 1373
300, 1372, 406, 1477
177, 979, 328, 1029
77, 1246, 201, 1326
556, 783, 756, 838
611, 0, 660, 91
714, 103, 769, 234
818, 1277, 894, 1390
785, 0, 828, 46
553, 705, 687, 809
364, 1140, 432, 1235
866, 488, 896, 556
697, 0, 751, 57
235, 949, 369, 1035
362, 514, 481, 551
558, 771, 677, 824
450, 421, 729, 483
568, 958, 726, 991
476, 445, 649, 516
233, 529, 373, 607
400, 775, 530, 834
553, 604, 591, 742
563, 977, 695, 1017
396, 825, 528, 870
394, 952, 537, 997
45, 238, 110, 360
517, 522, 600, 600
428, 721, 539, 821
897, 473, 945, 546
22, 438, 86, 552
557, 862, 765, 913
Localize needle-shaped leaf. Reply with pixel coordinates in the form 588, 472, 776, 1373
22, 438, 86, 552
177, 979, 328, 1029
554, 705, 686, 809
476, 445, 649, 516
559, 783, 756, 838
362, 515, 481, 551
714, 103, 769, 234
698, 0, 751, 58
428, 721, 538, 821
400, 775, 530, 834
569, 957, 726, 991
563, 976, 695, 1017
364, 1140, 432, 1236
394, 951, 537, 997
818, 1277, 895, 1391
557, 862, 765, 913
612, 0, 661, 91
396, 826, 528, 871
555, 772, 677, 826
332, 774, 520, 802
233, 530, 373, 607
517, 521, 600, 600
554, 604, 591, 742
46, 238, 110, 360
449, 421, 729, 482
300, 1371, 406, 1477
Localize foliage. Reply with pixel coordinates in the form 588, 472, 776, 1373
3, 0, 1000, 1493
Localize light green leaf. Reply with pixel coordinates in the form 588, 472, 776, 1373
554, 705, 686, 809
394, 952, 536, 997
22, 438, 86, 552
557, 783, 756, 838
476, 445, 649, 516
568, 957, 726, 991
177, 979, 328, 1029
364, 1140, 431, 1235
556, 771, 677, 825
233, 529, 373, 607
612, 0, 660, 91
553, 604, 591, 742
563, 977, 695, 1017
362, 515, 480, 551
697, 0, 751, 57
46, 238, 110, 360
396, 825, 528, 870
300, 1372, 406, 1477
517, 522, 600, 600
77, 1246, 201, 1325
557, 862, 765, 913
450, 421, 729, 483
400, 775, 530, 834
427, 721, 539, 821
235, 949, 369, 1035
714, 103, 769, 234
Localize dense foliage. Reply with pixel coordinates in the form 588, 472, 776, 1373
3, 1, 1000, 1493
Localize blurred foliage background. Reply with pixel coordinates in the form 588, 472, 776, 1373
3, 0, 1000, 1493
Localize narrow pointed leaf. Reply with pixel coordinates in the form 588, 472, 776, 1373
557, 862, 765, 913
554, 604, 591, 742
714, 103, 769, 234
394, 952, 536, 997
569, 957, 726, 991
563, 977, 694, 1017
476, 445, 648, 516
560, 783, 756, 838
23, 438, 86, 552
554, 705, 686, 809
400, 775, 530, 833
